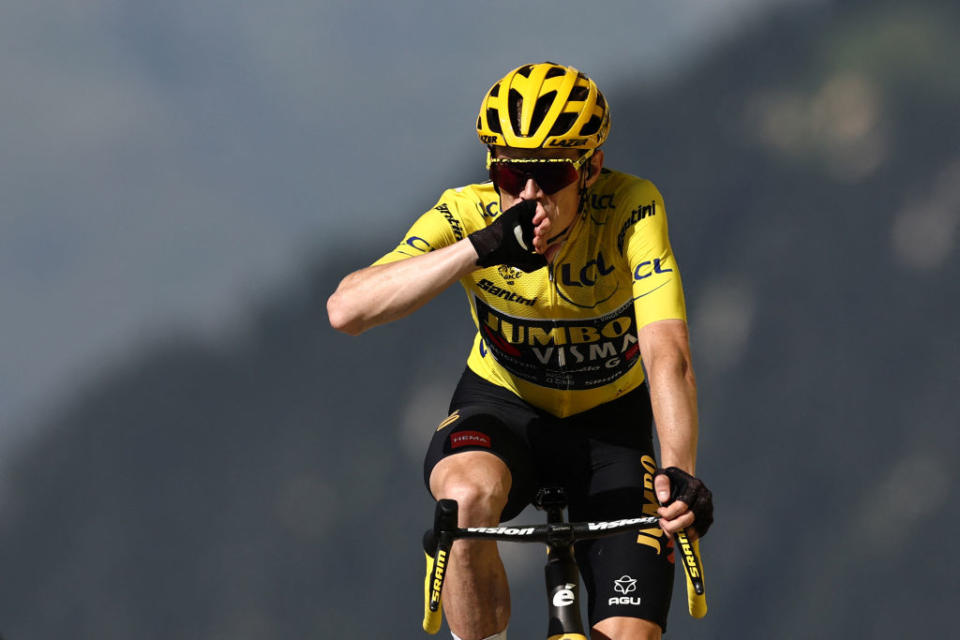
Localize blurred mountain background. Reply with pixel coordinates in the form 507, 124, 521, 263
1, 0, 958, 638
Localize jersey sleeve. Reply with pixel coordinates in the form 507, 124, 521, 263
372, 190, 470, 266
617, 181, 687, 328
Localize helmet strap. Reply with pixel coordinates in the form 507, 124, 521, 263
576, 165, 591, 217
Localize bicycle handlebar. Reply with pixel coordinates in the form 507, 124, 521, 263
455, 515, 660, 545
422, 498, 706, 635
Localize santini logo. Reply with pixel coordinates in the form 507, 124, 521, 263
477, 278, 537, 306
616, 200, 657, 254
609, 575, 641, 606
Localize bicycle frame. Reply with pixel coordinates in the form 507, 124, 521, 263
422, 487, 705, 639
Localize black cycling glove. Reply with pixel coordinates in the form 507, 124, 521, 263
468, 199, 547, 272
655, 467, 714, 538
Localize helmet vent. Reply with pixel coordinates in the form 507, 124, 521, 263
508, 89, 524, 131
570, 85, 589, 102
489, 82, 500, 98
530, 91, 557, 134
516, 65, 533, 78
486, 109, 502, 134
544, 66, 565, 79
596, 92, 606, 110
549, 112, 577, 137
579, 115, 603, 136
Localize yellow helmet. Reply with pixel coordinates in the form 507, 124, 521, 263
476, 62, 610, 150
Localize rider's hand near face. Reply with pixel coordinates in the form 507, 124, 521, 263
491, 148, 604, 261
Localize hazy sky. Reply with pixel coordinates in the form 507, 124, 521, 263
0, 0, 812, 451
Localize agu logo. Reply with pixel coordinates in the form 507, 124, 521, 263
614, 576, 636, 595
609, 575, 641, 606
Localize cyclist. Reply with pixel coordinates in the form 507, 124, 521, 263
327, 62, 713, 640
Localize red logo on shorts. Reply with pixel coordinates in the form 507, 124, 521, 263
450, 431, 491, 449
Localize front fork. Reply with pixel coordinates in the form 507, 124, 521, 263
539, 487, 587, 640
545, 543, 586, 639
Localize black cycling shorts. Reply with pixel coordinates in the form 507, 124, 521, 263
423, 367, 675, 631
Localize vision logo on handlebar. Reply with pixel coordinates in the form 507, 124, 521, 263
464, 526, 536, 535
587, 516, 652, 531
421, 488, 707, 637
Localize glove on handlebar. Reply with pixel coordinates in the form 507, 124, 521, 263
468, 199, 547, 272
655, 467, 714, 538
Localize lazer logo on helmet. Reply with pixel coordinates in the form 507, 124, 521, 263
479, 134, 499, 144
548, 138, 589, 147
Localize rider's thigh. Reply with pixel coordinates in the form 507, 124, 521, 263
429, 450, 512, 525
592, 615, 662, 640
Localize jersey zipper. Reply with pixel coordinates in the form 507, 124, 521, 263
546, 213, 587, 416
546, 259, 566, 415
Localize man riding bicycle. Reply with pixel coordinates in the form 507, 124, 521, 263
328, 62, 714, 640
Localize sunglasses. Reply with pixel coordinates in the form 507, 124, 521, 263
487, 150, 594, 196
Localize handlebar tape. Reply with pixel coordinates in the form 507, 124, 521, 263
675, 532, 707, 618
423, 549, 444, 634
422, 500, 459, 634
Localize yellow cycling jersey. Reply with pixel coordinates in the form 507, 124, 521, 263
374, 168, 687, 417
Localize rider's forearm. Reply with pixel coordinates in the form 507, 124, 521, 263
648, 356, 699, 474
327, 239, 479, 335
638, 320, 699, 473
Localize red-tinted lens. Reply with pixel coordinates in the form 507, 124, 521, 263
489, 162, 579, 196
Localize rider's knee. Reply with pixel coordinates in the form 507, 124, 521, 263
441, 479, 508, 523
592, 616, 661, 640
431, 453, 510, 524
451, 629, 507, 640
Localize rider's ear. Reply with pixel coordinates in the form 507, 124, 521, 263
585, 150, 603, 183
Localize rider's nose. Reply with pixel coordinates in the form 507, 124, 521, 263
519, 176, 543, 200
